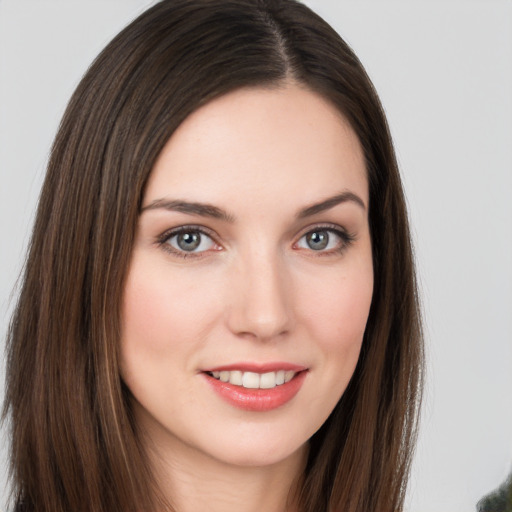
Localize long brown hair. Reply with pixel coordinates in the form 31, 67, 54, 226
2, 1, 423, 511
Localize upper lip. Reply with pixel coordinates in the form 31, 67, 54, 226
202, 362, 308, 373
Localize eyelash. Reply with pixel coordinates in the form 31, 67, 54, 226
156, 224, 356, 259
156, 225, 220, 259
294, 223, 356, 256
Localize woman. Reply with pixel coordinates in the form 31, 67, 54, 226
2, 0, 423, 511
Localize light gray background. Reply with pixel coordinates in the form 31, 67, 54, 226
0, 1, 511, 511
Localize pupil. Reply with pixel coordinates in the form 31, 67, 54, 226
177, 232, 200, 251
307, 231, 328, 250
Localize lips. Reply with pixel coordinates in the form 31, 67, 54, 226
202, 363, 308, 412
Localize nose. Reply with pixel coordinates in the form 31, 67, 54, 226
225, 248, 293, 341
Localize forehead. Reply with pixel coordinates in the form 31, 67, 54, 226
144, 84, 368, 212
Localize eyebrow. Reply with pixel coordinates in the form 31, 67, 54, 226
141, 190, 366, 222
140, 199, 236, 222
297, 191, 366, 218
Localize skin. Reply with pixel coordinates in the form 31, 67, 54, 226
120, 82, 374, 512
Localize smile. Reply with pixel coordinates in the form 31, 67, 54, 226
202, 365, 308, 412
207, 370, 296, 389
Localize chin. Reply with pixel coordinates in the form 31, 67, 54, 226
198, 427, 310, 469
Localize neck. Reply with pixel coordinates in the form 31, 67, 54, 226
146, 432, 308, 512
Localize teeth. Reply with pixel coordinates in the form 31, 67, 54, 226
242, 372, 260, 389
209, 370, 298, 389
229, 370, 243, 386
284, 370, 295, 383
260, 372, 276, 389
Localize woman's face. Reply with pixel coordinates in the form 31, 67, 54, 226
120, 84, 373, 469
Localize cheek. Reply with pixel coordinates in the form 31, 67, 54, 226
290, 259, 373, 438
298, 262, 374, 353
121, 258, 220, 355
119, 257, 223, 415
122, 278, 166, 354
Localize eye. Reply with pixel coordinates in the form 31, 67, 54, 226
159, 227, 218, 256
295, 226, 354, 253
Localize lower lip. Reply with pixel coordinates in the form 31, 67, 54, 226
203, 371, 307, 412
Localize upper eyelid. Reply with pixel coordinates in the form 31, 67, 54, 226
157, 222, 348, 237
157, 224, 218, 242
296, 222, 352, 238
